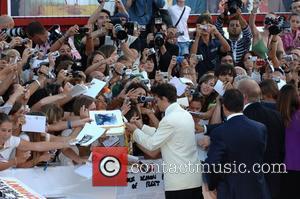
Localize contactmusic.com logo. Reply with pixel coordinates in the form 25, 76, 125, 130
92, 147, 128, 186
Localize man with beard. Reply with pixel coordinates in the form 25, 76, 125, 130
215, 8, 252, 63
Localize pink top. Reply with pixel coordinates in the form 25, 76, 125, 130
281, 30, 300, 51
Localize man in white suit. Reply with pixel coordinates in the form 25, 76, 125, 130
126, 83, 203, 199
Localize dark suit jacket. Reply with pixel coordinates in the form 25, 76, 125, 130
244, 102, 285, 198
205, 115, 271, 199
260, 101, 277, 111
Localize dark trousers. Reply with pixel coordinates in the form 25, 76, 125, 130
281, 170, 300, 199
165, 186, 203, 199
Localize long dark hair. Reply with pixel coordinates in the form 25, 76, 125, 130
87, 50, 109, 76
197, 74, 218, 112
277, 84, 300, 126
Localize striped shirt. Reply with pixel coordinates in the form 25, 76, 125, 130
215, 17, 252, 64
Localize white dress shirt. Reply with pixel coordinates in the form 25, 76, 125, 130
133, 103, 202, 191
226, 113, 244, 120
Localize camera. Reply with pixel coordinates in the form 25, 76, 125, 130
176, 56, 184, 64
283, 55, 294, 62
73, 61, 82, 69
97, 0, 111, 3
196, 54, 204, 62
272, 77, 280, 83
30, 48, 39, 56
51, 51, 60, 58
227, 0, 243, 15
2, 27, 26, 38
124, 21, 138, 36
160, 71, 169, 81
138, 25, 146, 31
66, 70, 84, 79
30, 51, 60, 69
110, 17, 123, 25
248, 56, 257, 62
188, 88, 197, 95
154, 17, 163, 31
154, 32, 165, 47
124, 68, 132, 76
198, 24, 208, 31
49, 25, 63, 43
140, 79, 150, 85
20, 38, 30, 45
176, 31, 184, 37
114, 65, 127, 76
78, 27, 89, 34
265, 16, 290, 35
155, 17, 163, 25
114, 24, 128, 41
137, 96, 155, 103
148, 48, 156, 56
2, 43, 11, 50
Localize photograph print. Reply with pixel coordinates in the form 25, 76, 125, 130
94, 113, 118, 126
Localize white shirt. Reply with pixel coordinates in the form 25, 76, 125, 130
0, 136, 21, 162
168, 4, 191, 43
133, 103, 202, 191
226, 113, 244, 120
243, 103, 253, 111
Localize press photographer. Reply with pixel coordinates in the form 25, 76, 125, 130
82, 0, 130, 48
145, 19, 179, 72
215, 0, 252, 63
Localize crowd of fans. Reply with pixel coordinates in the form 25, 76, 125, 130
0, 0, 300, 198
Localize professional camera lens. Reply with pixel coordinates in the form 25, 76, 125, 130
4, 27, 26, 38
154, 32, 165, 47
49, 25, 63, 42
227, 0, 243, 15
124, 21, 138, 36
114, 24, 128, 41
268, 16, 289, 35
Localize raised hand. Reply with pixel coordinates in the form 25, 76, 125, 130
65, 25, 79, 37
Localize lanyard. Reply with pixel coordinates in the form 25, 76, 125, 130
231, 40, 237, 62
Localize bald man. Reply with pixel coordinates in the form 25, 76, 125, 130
0, 15, 15, 29
204, 79, 285, 199
237, 79, 285, 199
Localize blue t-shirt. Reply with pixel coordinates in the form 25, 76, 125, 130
122, 0, 165, 25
